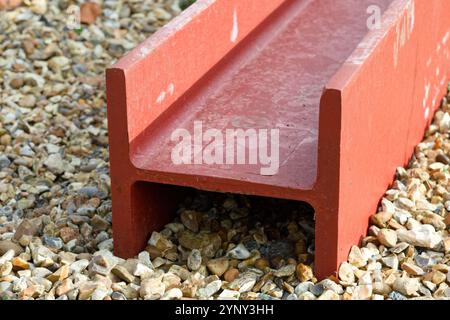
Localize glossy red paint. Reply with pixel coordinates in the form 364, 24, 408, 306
106, 0, 450, 279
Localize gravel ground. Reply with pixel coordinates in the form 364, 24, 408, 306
1, 0, 450, 300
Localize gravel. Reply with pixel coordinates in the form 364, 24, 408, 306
1, 0, 450, 301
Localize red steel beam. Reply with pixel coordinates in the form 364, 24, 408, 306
327, 0, 450, 278
106, 0, 450, 279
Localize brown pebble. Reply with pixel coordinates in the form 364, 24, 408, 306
436, 153, 450, 165
22, 40, 35, 56
296, 263, 314, 282
145, 245, 162, 259
10, 78, 24, 89
254, 258, 270, 270
80, 2, 102, 25
266, 228, 281, 240
295, 239, 307, 255
406, 245, 415, 258
0, 0, 22, 10
76, 253, 91, 260
0, 240, 24, 256
270, 256, 285, 269
223, 268, 239, 282
12, 63, 26, 72
59, 227, 79, 243
282, 281, 295, 294
297, 253, 313, 265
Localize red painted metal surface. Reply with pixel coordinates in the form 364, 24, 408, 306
106, 0, 450, 279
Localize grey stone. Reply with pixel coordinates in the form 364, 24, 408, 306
227, 244, 251, 260
388, 291, 407, 300
187, 249, 202, 271
43, 236, 64, 249
0, 156, 11, 170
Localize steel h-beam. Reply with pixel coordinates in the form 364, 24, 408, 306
106, 0, 450, 279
